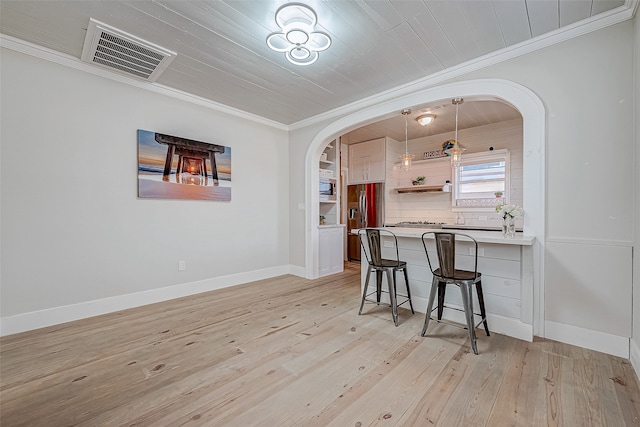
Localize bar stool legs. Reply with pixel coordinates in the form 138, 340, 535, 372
387, 269, 398, 326
402, 267, 415, 314
459, 282, 478, 355
358, 268, 373, 315
358, 228, 414, 326
475, 281, 490, 336
421, 276, 439, 336
431, 281, 490, 337
421, 277, 490, 355
359, 265, 414, 326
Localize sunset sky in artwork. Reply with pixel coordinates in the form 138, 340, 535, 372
137, 130, 231, 177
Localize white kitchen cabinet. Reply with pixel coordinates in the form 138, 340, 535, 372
348, 138, 385, 184
318, 226, 345, 276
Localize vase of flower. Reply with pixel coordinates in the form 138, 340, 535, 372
496, 204, 523, 238
502, 215, 516, 237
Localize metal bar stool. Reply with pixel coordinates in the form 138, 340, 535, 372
420, 232, 490, 354
358, 228, 414, 326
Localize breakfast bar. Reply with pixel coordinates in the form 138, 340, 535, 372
355, 227, 536, 341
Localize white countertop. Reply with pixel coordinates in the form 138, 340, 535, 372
353, 226, 535, 246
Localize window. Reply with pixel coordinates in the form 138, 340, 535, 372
452, 149, 510, 211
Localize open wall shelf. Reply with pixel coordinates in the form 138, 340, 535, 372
395, 185, 443, 193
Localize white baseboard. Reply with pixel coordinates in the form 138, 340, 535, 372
630, 339, 640, 380
0, 264, 294, 337
545, 320, 629, 358
288, 264, 307, 278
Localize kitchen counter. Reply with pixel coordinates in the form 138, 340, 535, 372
354, 226, 534, 246
385, 223, 526, 233
386, 226, 534, 246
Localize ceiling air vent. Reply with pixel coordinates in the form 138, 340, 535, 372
81, 18, 176, 82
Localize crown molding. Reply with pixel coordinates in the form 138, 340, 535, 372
290, 0, 637, 131
0, 34, 289, 132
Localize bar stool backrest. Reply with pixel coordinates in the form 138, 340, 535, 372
434, 233, 456, 279
358, 229, 401, 268
422, 232, 479, 280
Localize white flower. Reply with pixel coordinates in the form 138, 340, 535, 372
496, 204, 524, 219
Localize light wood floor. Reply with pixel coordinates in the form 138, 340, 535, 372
2, 262, 640, 426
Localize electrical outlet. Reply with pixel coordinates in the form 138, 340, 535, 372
383, 240, 395, 248
469, 248, 485, 256
479, 215, 487, 221
178, 261, 186, 271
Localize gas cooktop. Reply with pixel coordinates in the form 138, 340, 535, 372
393, 221, 444, 228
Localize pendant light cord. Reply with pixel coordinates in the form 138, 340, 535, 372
455, 101, 459, 142
405, 112, 409, 154
400, 108, 412, 171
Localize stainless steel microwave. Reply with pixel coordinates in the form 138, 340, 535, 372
319, 178, 337, 201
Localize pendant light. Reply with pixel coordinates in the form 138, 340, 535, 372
400, 108, 414, 171
445, 98, 466, 168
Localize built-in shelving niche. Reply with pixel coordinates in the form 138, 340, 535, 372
319, 140, 339, 225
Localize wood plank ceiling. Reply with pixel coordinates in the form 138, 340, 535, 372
0, 0, 629, 139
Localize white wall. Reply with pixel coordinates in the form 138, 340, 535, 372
631, 10, 640, 374
0, 48, 290, 334
289, 119, 331, 272
290, 21, 635, 356
494, 23, 634, 355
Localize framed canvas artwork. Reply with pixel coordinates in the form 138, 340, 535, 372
137, 130, 231, 201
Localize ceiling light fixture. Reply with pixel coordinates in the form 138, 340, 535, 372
444, 98, 466, 168
266, 2, 331, 66
400, 109, 414, 172
416, 114, 436, 126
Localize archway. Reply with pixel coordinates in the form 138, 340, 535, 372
304, 78, 546, 336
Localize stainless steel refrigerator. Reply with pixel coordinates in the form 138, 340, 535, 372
347, 183, 385, 261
